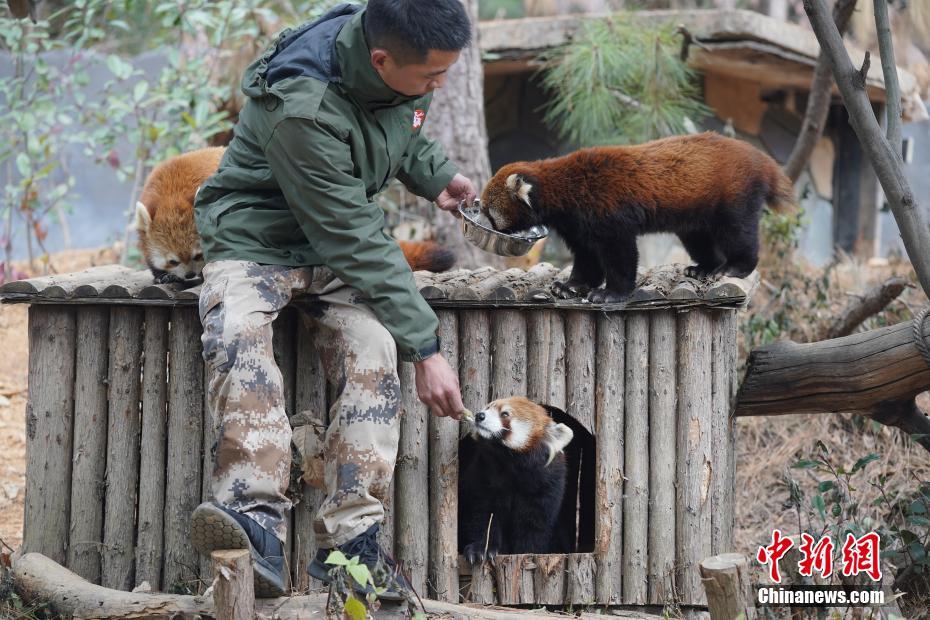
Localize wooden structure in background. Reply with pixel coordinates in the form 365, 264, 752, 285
3, 263, 755, 609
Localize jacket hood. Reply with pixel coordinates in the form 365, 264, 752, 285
241, 3, 418, 109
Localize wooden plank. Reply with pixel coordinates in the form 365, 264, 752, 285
292, 315, 328, 593
67, 307, 109, 584
99, 271, 161, 299
711, 311, 737, 555
428, 310, 460, 602
594, 313, 624, 604
534, 554, 567, 605
0, 265, 133, 295
565, 311, 596, 434
23, 306, 76, 567
162, 308, 204, 593
676, 310, 714, 606
395, 359, 430, 595
491, 310, 527, 399
648, 311, 678, 605
101, 307, 145, 590
136, 308, 169, 591
623, 313, 650, 605
565, 553, 596, 605
459, 309, 491, 437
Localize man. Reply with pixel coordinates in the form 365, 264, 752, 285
189, 0, 473, 599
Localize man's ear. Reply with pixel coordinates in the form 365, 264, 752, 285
370, 48, 390, 71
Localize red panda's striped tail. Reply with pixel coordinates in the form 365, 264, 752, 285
398, 240, 456, 273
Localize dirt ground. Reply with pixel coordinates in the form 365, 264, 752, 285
0, 247, 928, 574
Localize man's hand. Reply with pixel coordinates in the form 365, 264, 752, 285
414, 354, 465, 419
435, 173, 477, 216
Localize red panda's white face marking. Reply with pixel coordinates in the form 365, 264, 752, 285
481, 168, 536, 234
471, 396, 574, 465
135, 201, 205, 280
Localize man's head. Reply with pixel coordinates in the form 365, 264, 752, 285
364, 0, 471, 97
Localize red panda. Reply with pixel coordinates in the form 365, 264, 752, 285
135, 147, 455, 284
458, 397, 573, 563
480, 132, 796, 303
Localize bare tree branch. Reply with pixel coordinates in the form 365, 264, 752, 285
822, 276, 910, 339
784, 0, 857, 182
803, 0, 930, 299
873, 0, 903, 152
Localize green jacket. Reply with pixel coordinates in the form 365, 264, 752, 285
194, 3, 457, 362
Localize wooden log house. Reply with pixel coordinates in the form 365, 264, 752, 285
2, 262, 756, 610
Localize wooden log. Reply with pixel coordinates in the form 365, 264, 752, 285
488, 263, 560, 301
24, 306, 76, 567
292, 315, 329, 592
453, 268, 526, 301
533, 554, 566, 605
101, 307, 144, 591
428, 310, 460, 602
491, 310, 527, 398
0, 264, 133, 295
676, 310, 714, 606
13, 552, 666, 620
467, 560, 496, 604
527, 310, 566, 409
419, 266, 495, 300
162, 308, 204, 592
199, 363, 218, 586
395, 359, 430, 595
493, 554, 522, 605
594, 313, 624, 604
736, 317, 930, 417
135, 308, 169, 590
565, 311, 596, 434
99, 271, 162, 299
459, 309, 491, 438
823, 276, 909, 339
565, 553, 596, 605
648, 311, 678, 605
67, 307, 109, 584
623, 312, 650, 605
271, 308, 297, 588
698, 554, 756, 620
710, 311, 736, 555
212, 550, 254, 620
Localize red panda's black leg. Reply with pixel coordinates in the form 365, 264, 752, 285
679, 232, 725, 279
718, 228, 760, 278
552, 247, 604, 299
588, 235, 637, 303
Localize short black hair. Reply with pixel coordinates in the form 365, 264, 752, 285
364, 0, 472, 64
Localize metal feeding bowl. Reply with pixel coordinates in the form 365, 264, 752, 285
458, 200, 549, 257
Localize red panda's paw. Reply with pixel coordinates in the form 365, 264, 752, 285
463, 541, 498, 565
587, 288, 629, 304
153, 271, 185, 285
684, 264, 719, 280
552, 279, 590, 300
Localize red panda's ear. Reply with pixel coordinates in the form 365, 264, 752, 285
505, 173, 534, 209
544, 422, 573, 466
134, 201, 151, 233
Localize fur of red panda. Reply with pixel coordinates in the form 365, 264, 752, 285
458, 396, 573, 563
135, 147, 455, 283
480, 132, 796, 303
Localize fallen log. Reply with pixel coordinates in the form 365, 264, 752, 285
12, 553, 664, 619
737, 318, 930, 452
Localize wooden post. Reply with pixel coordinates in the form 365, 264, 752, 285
648, 311, 677, 605
23, 306, 76, 567
136, 308, 169, 590
565, 553, 596, 605
162, 308, 204, 592
429, 310, 460, 602
272, 308, 297, 589
534, 554, 567, 605
565, 312, 596, 434
527, 310, 566, 406
459, 309, 491, 423
594, 313, 624, 604
676, 310, 714, 606
491, 310, 527, 398
200, 363, 218, 586
68, 307, 109, 584
101, 307, 144, 591
623, 312, 649, 605
212, 549, 255, 620
711, 311, 736, 555
699, 554, 756, 620
395, 359, 430, 595
292, 315, 328, 592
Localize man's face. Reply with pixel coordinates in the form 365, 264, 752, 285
370, 48, 460, 97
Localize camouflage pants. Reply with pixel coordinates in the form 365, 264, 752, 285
199, 260, 400, 547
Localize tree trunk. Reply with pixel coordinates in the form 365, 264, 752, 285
803, 0, 930, 299
425, 0, 500, 269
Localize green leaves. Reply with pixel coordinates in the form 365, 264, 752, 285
538, 13, 709, 146
343, 595, 367, 620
